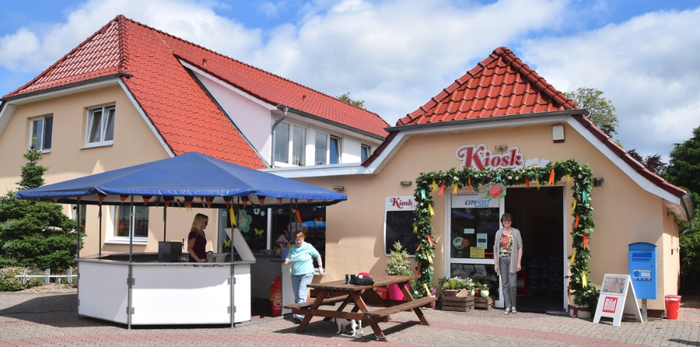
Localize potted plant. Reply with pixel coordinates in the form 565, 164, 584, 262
480, 279, 491, 298
440, 276, 472, 297
385, 241, 413, 300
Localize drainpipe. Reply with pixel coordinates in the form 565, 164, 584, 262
271, 106, 289, 168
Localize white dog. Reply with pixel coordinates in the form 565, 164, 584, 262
334, 318, 363, 336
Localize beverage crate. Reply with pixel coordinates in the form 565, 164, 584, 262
474, 296, 494, 310
441, 294, 475, 312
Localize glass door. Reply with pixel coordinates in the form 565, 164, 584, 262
447, 192, 504, 308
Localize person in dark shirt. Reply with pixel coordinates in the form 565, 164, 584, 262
187, 213, 209, 262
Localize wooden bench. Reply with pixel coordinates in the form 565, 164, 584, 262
366, 296, 437, 318
284, 295, 349, 310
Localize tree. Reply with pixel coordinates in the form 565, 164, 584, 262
337, 92, 366, 109
0, 146, 79, 271
564, 87, 619, 137
627, 149, 668, 175
664, 126, 700, 291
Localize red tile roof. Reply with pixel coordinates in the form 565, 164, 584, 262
383, 47, 686, 199
397, 47, 577, 126
4, 15, 388, 168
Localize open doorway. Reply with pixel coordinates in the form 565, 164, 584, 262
505, 186, 565, 312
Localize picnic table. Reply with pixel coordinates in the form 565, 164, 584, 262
284, 275, 437, 341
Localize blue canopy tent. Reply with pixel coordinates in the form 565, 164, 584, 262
17, 152, 346, 207
17, 152, 346, 329
17, 152, 346, 257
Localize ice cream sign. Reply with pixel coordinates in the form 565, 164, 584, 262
455, 144, 549, 170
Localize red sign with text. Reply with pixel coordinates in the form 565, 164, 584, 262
602, 296, 618, 313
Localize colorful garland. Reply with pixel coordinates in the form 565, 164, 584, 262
412, 159, 599, 307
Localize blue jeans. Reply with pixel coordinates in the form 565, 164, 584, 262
291, 273, 313, 319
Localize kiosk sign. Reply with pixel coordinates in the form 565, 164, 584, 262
455, 144, 550, 170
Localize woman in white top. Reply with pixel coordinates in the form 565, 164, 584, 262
493, 213, 523, 315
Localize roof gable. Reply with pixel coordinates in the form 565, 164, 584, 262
3, 15, 389, 168
397, 47, 577, 126
6, 19, 124, 97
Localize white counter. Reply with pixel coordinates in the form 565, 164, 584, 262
77, 256, 253, 327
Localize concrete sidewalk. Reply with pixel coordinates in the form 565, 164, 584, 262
1, 288, 698, 347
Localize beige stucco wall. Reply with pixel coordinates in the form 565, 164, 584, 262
0, 85, 218, 256
300, 121, 678, 310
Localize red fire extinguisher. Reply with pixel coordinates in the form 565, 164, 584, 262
270, 276, 282, 317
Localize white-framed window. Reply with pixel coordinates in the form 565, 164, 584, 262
86, 105, 115, 147
273, 122, 306, 166
315, 132, 328, 165
314, 132, 341, 165
110, 205, 149, 242
361, 144, 371, 162
292, 125, 306, 166
30, 115, 53, 152
329, 136, 340, 164
274, 122, 290, 163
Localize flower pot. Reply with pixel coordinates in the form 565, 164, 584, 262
388, 283, 410, 301
443, 289, 460, 296
480, 289, 490, 298
470, 289, 475, 296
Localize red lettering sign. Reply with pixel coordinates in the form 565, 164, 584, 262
390, 197, 416, 210
456, 144, 524, 170
602, 297, 618, 313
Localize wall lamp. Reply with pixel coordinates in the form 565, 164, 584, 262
494, 145, 507, 150
593, 177, 604, 187
400, 181, 413, 186
333, 186, 344, 191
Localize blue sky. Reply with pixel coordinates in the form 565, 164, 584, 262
1, 0, 700, 160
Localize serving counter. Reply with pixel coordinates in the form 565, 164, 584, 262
77, 228, 256, 328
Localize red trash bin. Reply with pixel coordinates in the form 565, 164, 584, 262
375, 286, 389, 307
665, 294, 681, 320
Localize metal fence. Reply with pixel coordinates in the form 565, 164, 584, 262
13, 268, 77, 286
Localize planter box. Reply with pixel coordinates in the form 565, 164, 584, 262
568, 304, 591, 319
474, 296, 494, 310
441, 293, 475, 312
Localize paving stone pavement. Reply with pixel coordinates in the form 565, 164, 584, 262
1, 288, 699, 347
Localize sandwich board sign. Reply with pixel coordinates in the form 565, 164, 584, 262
593, 274, 643, 326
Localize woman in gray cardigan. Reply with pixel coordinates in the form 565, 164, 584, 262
493, 213, 523, 315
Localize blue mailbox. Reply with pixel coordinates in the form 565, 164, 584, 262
628, 242, 657, 300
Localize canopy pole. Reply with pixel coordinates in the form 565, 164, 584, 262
128, 195, 134, 330
75, 204, 81, 259
129, 196, 134, 263
163, 204, 167, 242
98, 206, 102, 258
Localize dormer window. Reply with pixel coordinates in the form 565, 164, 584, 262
274, 122, 306, 166
315, 132, 341, 165
361, 144, 371, 162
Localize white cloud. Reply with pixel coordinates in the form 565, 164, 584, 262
520, 7, 700, 158
0, 28, 40, 71
253, 0, 568, 123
